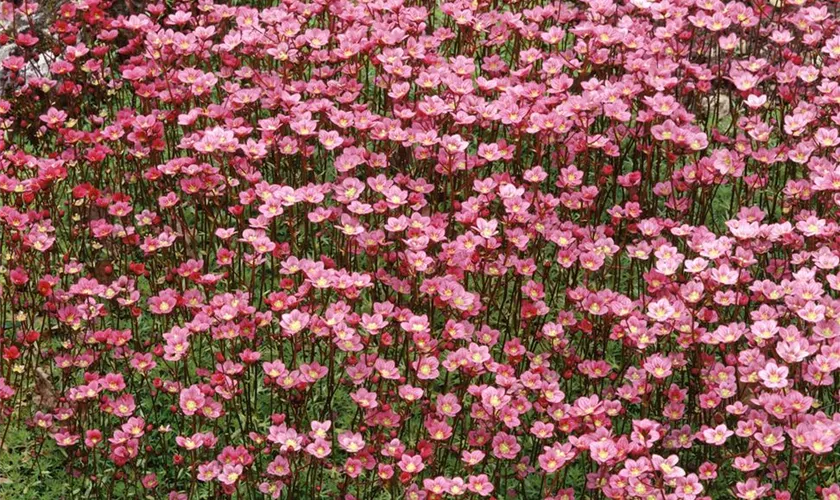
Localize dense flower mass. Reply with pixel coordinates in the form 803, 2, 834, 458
2, 0, 840, 498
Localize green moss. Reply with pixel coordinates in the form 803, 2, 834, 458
0, 427, 71, 499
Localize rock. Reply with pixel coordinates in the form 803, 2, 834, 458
0, 10, 54, 97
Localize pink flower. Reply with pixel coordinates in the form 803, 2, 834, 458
701, 425, 734, 446
217, 464, 243, 486
179, 385, 205, 416
758, 362, 790, 389
397, 454, 424, 474
318, 130, 344, 150
337, 431, 365, 453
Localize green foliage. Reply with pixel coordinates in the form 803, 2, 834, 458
0, 426, 71, 499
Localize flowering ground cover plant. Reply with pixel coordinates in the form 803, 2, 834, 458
2, 0, 840, 498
